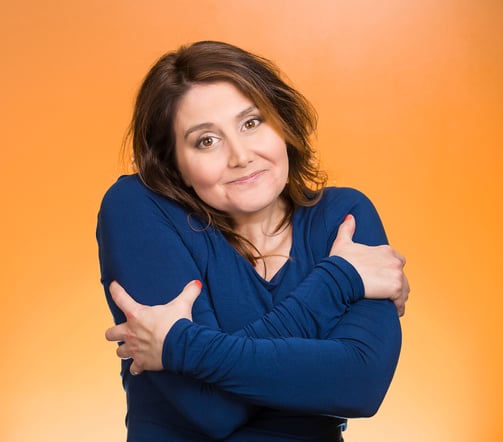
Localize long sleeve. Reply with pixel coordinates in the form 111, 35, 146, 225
97, 177, 258, 439
97, 177, 362, 437
235, 187, 391, 342
158, 188, 402, 418
97, 176, 401, 437
237, 256, 364, 340
164, 298, 400, 417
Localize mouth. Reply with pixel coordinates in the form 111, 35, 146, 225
227, 170, 266, 185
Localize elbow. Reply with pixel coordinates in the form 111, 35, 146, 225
336, 384, 385, 418
198, 420, 241, 440
345, 390, 386, 418
345, 325, 402, 417
338, 373, 394, 418
199, 425, 235, 440
190, 403, 257, 440
194, 418, 243, 440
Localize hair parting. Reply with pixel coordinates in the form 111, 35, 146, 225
125, 41, 327, 264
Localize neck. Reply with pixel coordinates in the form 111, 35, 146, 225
232, 198, 289, 252
231, 198, 293, 282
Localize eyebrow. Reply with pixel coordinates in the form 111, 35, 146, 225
183, 106, 258, 140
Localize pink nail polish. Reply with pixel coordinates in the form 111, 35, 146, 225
344, 214, 352, 222
194, 280, 202, 289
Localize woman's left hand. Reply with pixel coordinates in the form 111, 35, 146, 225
105, 280, 202, 375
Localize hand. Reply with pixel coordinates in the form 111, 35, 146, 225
330, 215, 409, 316
105, 280, 202, 375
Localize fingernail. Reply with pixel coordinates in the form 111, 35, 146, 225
193, 280, 202, 289
344, 214, 352, 222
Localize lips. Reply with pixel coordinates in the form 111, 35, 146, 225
227, 170, 266, 185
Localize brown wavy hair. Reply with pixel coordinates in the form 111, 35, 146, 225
126, 40, 327, 264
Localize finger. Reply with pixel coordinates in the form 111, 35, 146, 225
398, 304, 405, 317
110, 281, 141, 316
403, 274, 410, 301
395, 251, 406, 266
130, 361, 143, 376
396, 274, 410, 317
179, 280, 203, 307
336, 214, 356, 243
116, 343, 132, 360
394, 297, 405, 317
105, 322, 128, 342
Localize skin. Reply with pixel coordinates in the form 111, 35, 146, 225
106, 215, 409, 375
105, 81, 410, 374
174, 82, 292, 278
175, 82, 289, 224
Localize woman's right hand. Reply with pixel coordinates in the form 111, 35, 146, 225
330, 215, 409, 316
105, 280, 202, 375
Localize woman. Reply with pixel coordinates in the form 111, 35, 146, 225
97, 41, 409, 441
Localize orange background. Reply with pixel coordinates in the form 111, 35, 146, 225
2, 1, 502, 441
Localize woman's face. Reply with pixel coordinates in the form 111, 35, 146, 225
174, 81, 289, 220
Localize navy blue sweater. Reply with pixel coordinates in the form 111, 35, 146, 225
97, 174, 401, 441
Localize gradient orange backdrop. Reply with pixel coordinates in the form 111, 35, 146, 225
2, 1, 502, 441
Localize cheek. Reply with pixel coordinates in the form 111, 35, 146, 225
177, 149, 218, 188
182, 157, 222, 191
175, 149, 192, 187
274, 142, 289, 177
190, 168, 226, 209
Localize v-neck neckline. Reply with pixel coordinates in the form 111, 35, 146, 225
221, 210, 298, 287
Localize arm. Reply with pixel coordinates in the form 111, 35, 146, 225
104, 181, 404, 418
236, 190, 407, 340
163, 299, 400, 417
97, 177, 257, 438
109, 278, 400, 418
170, 193, 403, 416
98, 178, 378, 437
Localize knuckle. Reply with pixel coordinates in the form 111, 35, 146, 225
125, 329, 137, 340
392, 275, 403, 296
128, 310, 139, 321
379, 245, 391, 253
392, 256, 404, 269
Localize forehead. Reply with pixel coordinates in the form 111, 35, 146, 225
175, 82, 255, 127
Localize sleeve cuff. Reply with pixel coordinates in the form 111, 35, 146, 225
162, 318, 193, 372
320, 255, 365, 303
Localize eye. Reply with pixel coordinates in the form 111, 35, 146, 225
196, 135, 218, 149
242, 117, 262, 132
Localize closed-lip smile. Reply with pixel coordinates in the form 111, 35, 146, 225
227, 170, 266, 185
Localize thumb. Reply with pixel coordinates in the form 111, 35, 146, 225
110, 281, 141, 317
336, 214, 356, 243
177, 280, 202, 308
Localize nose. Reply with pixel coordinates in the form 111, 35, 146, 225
227, 137, 253, 168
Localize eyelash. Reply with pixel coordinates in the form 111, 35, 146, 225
194, 117, 263, 149
196, 136, 218, 149
241, 117, 262, 131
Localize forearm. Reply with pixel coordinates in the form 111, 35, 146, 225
140, 258, 362, 435
235, 256, 364, 340
143, 371, 257, 439
163, 299, 401, 417
97, 177, 258, 438
129, 256, 362, 437
99, 178, 400, 428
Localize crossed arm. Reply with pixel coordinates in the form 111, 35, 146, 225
97, 178, 408, 438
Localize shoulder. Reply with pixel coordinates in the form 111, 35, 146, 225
317, 186, 375, 212
302, 186, 376, 225
97, 175, 214, 251
99, 174, 190, 224
298, 186, 387, 247
101, 174, 166, 208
